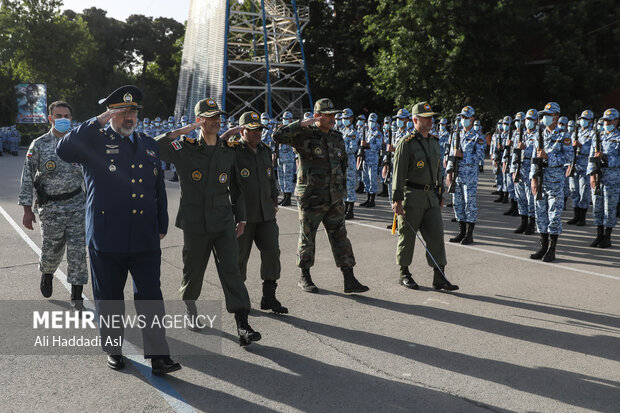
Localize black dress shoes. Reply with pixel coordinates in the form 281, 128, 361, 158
107, 354, 125, 370
151, 357, 182, 375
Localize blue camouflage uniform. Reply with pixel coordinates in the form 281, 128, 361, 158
362, 113, 383, 194
530, 125, 572, 235
587, 109, 620, 229
490, 122, 504, 190
9, 126, 20, 155
343, 123, 360, 203
278, 112, 296, 194
511, 110, 537, 218
501, 116, 515, 199
570, 111, 595, 210
437, 118, 450, 177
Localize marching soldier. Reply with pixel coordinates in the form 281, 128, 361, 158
446, 106, 485, 245
511, 109, 537, 234
501, 115, 517, 213
278, 111, 296, 206
221, 112, 288, 313
391, 102, 458, 291
529, 102, 572, 262
272, 98, 369, 294
490, 119, 505, 200
18, 101, 88, 309
566, 110, 595, 226
341, 108, 360, 219
154, 98, 261, 346
588, 108, 620, 248
56, 85, 181, 375
359, 113, 383, 207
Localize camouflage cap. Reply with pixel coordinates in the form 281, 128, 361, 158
558, 116, 568, 125
411, 102, 436, 118
502, 115, 513, 124
195, 98, 225, 118
342, 108, 354, 118
578, 110, 594, 120
459, 105, 475, 118
439, 118, 448, 125
239, 111, 265, 130
395, 108, 410, 119
514, 111, 525, 120
540, 102, 560, 115
602, 108, 619, 121
314, 98, 340, 114
525, 109, 538, 120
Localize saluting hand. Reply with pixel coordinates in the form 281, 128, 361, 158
300, 117, 319, 128
177, 119, 205, 136
96, 108, 127, 127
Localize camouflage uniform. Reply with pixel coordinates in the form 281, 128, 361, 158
18, 130, 88, 285
511, 125, 536, 218
490, 123, 504, 191
570, 113, 594, 210
362, 117, 383, 195
342, 123, 360, 203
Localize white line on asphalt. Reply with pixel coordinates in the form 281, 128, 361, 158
279, 206, 620, 281
0, 206, 195, 413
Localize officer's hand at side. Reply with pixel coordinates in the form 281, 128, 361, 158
537, 149, 548, 159
517, 142, 525, 150
455, 149, 463, 158
392, 201, 405, 216
590, 175, 596, 190
96, 108, 127, 127
572, 140, 582, 148
387, 144, 395, 152
594, 151, 603, 159
445, 173, 452, 189
381, 165, 388, 179
236, 222, 246, 238
531, 179, 538, 196
23, 209, 36, 230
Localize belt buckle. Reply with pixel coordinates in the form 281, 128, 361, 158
424, 184, 430, 191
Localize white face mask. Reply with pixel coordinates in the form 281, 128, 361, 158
343, 119, 351, 127
283, 119, 290, 125
406, 121, 413, 129
461, 118, 471, 128
579, 119, 589, 128
368, 121, 377, 129
525, 120, 536, 130
542, 115, 554, 127
604, 124, 615, 132
397, 119, 405, 128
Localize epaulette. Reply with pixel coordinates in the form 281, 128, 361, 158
223, 139, 239, 149
404, 133, 415, 142
429, 133, 439, 140
182, 135, 196, 144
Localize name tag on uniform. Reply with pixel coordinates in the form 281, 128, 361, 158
106, 149, 120, 154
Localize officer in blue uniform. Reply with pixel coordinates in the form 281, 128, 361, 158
277, 111, 296, 206
341, 108, 359, 219
567, 110, 595, 226
56, 85, 181, 375
359, 113, 383, 207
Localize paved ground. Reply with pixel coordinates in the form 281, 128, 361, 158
0, 148, 618, 413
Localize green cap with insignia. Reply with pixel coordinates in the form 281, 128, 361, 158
239, 111, 265, 130
314, 98, 340, 114
411, 101, 437, 118
195, 98, 225, 118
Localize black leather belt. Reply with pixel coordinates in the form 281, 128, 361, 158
406, 181, 438, 192
47, 187, 83, 202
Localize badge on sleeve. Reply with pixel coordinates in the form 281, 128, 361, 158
563, 137, 571, 145
153, 167, 158, 176
267, 167, 272, 177
218, 173, 228, 183
314, 147, 323, 156
45, 160, 56, 171
240, 168, 250, 178
337, 150, 342, 157
477, 138, 484, 144
191, 170, 202, 181
416, 160, 425, 168
171, 141, 182, 151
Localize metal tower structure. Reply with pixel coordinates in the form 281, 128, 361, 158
174, 0, 312, 122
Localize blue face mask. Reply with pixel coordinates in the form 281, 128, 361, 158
604, 124, 615, 132
461, 118, 471, 128
397, 119, 405, 128
525, 120, 536, 130
515, 121, 521, 129
474, 125, 480, 131
579, 119, 589, 128
53, 118, 72, 133
542, 115, 554, 127
369, 121, 377, 130
261, 119, 269, 125
336, 120, 342, 126
357, 121, 364, 127
406, 121, 414, 129
283, 119, 290, 126
343, 119, 351, 127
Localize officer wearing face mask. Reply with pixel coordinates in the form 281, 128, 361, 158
511, 109, 537, 235
473, 120, 486, 173
278, 111, 296, 206
566, 110, 595, 226
341, 108, 360, 219
500, 115, 516, 210
490, 119, 505, 199
529, 102, 572, 262
355, 114, 367, 193
359, 113, 383, 208
335, 112, 343, 132
587, 108, 620, 248
557, 116, 571, 210
18, 100, 88, 309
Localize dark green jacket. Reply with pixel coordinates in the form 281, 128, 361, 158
235, 139, 279, 223
156, 133, 246, 233
273, 121, 347, 206
392, 129, 442, 205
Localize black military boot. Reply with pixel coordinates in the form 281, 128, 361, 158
461, 223, 475, 245
502, 192, 509, 203
281, 193, 292, 206
356, 182, 365, 193
169, 171, 179, 182
342, 266, 369, 293
576, 208, 587, 227
298, 268, 318, 293
566, 207, 579, 225
524, 216, 536, 235
359, 193, 370, 207
260, 281, 288, 314
563, 197, 568, 210
366, 194, 376, 207
449, 221, 466, 243
40, 273, 53, 298
345, 202, 354, 220
503, 199, 516, 215
598, 227, 613, 248
70, 285, 84, 311
514, 215, 528, 234
542, 234, 558, 262
184, 300, 202, 332
432, 266, 459, 291
492, 190, 502, 195
493, 191, 505, 202
379, 183, 388, 197
590, 225, 604, 247
234, 309, 261, 347
530, 233, 549, 260
399, 266, 419, 290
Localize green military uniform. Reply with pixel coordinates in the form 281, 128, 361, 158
155, 126, 251, 314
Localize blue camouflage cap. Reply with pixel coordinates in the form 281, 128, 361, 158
368, 113, 378, 122
558, 116, 568, 125
395, 108, 410, 119
502, 115, 512, 124
459, 105, 475, 117
342, 108, 354, 118
568, 120, 575, 127
514, 112, 525, 120
578, 110, 594, 120
357, 114, 366, 121
525, 109, 538, 120
540, 101, 560, 115
439, 118, 447, 125
384, 116, 391, 123
474, 120, 481, 126
602, 108, 619, 121
304, 112, 314, 120
282, 111, 293, 120
261, 112, 270, 120
335, 112, 343, 120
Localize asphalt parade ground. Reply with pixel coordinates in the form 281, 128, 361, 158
0, 148, 618, 413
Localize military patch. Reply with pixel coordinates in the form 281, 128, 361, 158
154, 167, 158, 176
191, 170, 202, 181
123, 93, 133, 103
240, 168, 250, 178
206, 98, 216, 107
26, 149, 33, 158
45, 160, 56, 171
545, 103, 551, 110
184, 136, 196, 144
416, 160, 425, 168
251, 112, 259, 120
109, 164, 117, 172
106, 149, 119, 154
146, 149, 156, 158
314, 147, 323, 156
478, 138, 484, 144
226, 140, 238, 148
267, 167, 272, 177
219, 173, 228, 183
106, 144, 119, 149
563, 137, 571, 145
171, 141, 182, 151
424, 103, 432, 111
